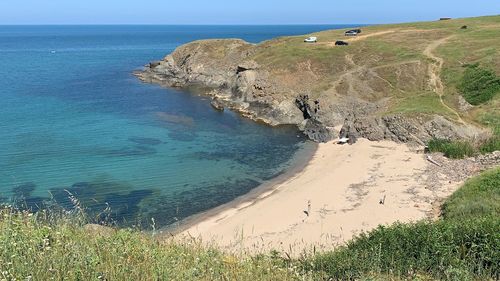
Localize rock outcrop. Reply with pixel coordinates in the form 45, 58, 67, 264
135, 37, 486, 144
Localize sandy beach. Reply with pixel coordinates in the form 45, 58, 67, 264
178, 139, 478, 254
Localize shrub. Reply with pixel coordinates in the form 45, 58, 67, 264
311, 218, 500, 280
442, 168, 500, 220
458, 64, 500, 105
309, 168, 500, 280
479, 136, 500, 154
427, 139, 475, 159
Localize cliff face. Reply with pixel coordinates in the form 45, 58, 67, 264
136, 39, 306, 127
135, 17, 500, 144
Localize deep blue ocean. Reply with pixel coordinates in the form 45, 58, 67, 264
0, 25, 349, 228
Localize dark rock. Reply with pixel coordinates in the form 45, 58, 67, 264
348, 134, 358, 145
236, 61, 258, 74
210, 98, 225, 111
12, 182, 36, 198
295, 94, 313, 120
353, 118, 385, 141
339, 119, 359, 144
149, 61, 161, 68
304, 118, 334, 143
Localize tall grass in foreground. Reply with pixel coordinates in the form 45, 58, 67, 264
0, 208, 310, 280
1, 168, 499, 280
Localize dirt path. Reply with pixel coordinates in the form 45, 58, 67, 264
346, 30, 396, 42
320, 29, 428, 47
422, 36, 466, 124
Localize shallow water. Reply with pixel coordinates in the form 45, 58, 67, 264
0, 25, 349, 228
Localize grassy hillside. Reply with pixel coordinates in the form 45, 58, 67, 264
311, 167, 500, 280
1, 168, 498, 280
251, 15, 500, 130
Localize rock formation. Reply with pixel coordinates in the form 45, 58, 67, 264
135, 35, 486, 144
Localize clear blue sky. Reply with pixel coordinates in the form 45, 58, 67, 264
1, 0, 499, 25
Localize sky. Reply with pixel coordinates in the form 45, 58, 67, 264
0, 0, 499, 25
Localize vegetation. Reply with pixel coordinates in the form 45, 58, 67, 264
458, 64, 500, 105
1, 168, 498, 280
310, 168, 500, 280
311, 218, 498, 280
427, 138, 476, 159
442, 168, 500, 220
2, 15, 500, 280
427, 136, 499, 159
479, 136, 500, 154
0, 209, 307, 280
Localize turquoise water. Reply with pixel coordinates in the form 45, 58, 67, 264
0, 25, 348, 228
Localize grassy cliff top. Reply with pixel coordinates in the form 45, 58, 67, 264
247, 15, 499, 130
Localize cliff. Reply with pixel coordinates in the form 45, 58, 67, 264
136, 16, 500, 144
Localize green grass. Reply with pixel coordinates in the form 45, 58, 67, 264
0, 209, 308, 281
477, 107, 500, 138
479, 136, 500, 154
2, 169, 499, 280
442, 168, 500, 220
426, 136, 499, 159
310, 168, 500, 281
249, 14, 500, 127
427, 138, 476, 159
311, 218, 499, 280
458, 64, 500, 105
389, 93, 455, 116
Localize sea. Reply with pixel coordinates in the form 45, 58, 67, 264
0, 25, 352, 229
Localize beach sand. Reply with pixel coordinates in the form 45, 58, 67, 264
179, 139, 463, 255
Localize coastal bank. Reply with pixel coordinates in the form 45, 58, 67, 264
139, 16, 500, 252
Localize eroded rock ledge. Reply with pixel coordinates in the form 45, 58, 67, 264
135, 39, 484, 144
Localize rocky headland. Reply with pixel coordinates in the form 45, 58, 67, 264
136, 18, 499, 144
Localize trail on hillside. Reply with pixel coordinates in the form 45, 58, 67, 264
346, 30, 396, 42
321, 29, 427, 47
423, 36, 466, 124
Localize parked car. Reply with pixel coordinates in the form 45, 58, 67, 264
304, 36, 318, 43
335, 40, 349, 46
345, 29, 361, 36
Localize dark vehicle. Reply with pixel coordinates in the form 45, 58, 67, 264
335, 40, 349, 46
345, 29, 361, 36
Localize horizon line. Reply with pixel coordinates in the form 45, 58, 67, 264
1, 14, 497, 27
0, 23, 373, 26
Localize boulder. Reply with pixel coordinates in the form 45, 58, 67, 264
236, 60, 259, 73
304, 118, 335, 143
210, 98, 225, 111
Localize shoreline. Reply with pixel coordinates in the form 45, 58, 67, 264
160, 140, 319, 235
169, 138, 486, 255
